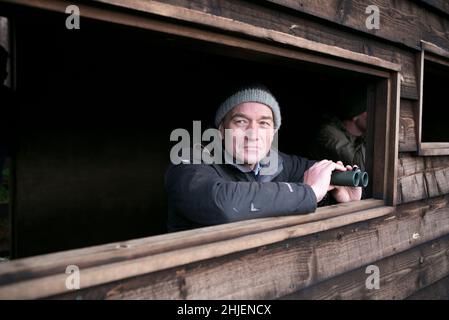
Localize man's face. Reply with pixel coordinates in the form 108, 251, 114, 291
355, 111, 368, 133
220, 102, 275, 166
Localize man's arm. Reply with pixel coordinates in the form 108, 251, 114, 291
165, 163, 318, 226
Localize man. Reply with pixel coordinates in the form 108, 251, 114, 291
312, 86, 367, 172
165, 83, 361, 232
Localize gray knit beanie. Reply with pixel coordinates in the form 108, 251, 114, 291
215, 84, 281, 130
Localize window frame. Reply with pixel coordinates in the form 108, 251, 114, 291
416, 40, 449, 156
0, 0, 401, 299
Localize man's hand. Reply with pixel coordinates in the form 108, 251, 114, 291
304, 160, 362, 203
303, 160, 346, 202
330, 162, 362, 202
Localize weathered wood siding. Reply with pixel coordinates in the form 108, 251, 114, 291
0, 0, 448, 299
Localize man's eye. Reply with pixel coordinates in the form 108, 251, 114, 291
260, 121, 272, 127
235, 119, 247, 125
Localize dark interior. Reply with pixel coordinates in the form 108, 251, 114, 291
2, 6, 375, 257
422, 59, 449, 142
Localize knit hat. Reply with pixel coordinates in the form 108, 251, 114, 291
338, 85, 368, 120
215, 83, 281, 130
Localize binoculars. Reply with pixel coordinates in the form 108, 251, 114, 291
330, 169, 369, 188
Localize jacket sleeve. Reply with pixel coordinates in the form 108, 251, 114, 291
283, 153, 317, 183
165, 163, 318, 226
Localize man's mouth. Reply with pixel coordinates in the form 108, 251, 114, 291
244, 145, 260, 150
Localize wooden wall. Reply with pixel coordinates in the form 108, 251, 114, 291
0, 0, 448, 299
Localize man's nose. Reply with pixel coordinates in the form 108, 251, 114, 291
246, 123, 259, 140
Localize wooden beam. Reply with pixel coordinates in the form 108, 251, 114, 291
266, 0, 449, 52
421, 40, 449, 60
0, 205, 394, 299
0, 199, 383, 282
417, 49, 425, 154
4, 0, 420, 98
418, 144, 449, 156
372, 79, 388, 200
160, 0, 419, 99
399, 99, 418, 152
3, 0, 400, 73
385, 72, 400, 206
44, 196, 449, 299
281, 234, 449, 299
3, 195, 449, 299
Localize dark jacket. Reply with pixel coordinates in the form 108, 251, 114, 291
313, 117, 366, 172
165, 150, 317, 232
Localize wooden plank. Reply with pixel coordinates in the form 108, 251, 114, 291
418, 148, 449, 156
281, 234, 449, 299
397, 154, 449, 204
372, 79, 388, 200
385, 72, 400, 205
421, 143, 449, 149
420, 0, 449, 17
399, 99, 418, 152
407, 274, 449, 300
153, 0, 419, 98
0, 200, 383, 280
266, 0, 449, 52
3, 195, 449, 299
4, 0, 419, 99
422, 40, 449, 60
419, 142, 449, 156
417, 49, 425, 152
42, 195, 449, 300
3, 0, 399, 73
0, 206, 394, 299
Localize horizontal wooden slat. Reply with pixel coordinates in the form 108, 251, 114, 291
45, 195, 449, 300
0, 205, 394, 299
4, 0, 420, 98
161, 0, 419, 98
420, 143, 449, 149
406, 274, 449, 300
422, 40, 449, 60
281, 234, 449, 299
267, 0, 449, 52
3, 0, 400, 73
420, 0, 449, 17
419, 143, 449, 156
398, 154, 449, 204
0, 199, 382, 283
418, 149, 449, 156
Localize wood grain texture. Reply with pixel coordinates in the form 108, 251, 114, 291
3, 195, 449, 299
4, 0, 421, 97
51, 195, 449, 300
281, 234, 449, 299
398, 153, 449, 204
406, 274, 449, 299
267, 0, 449, 51
0, 206, 394, 299
420, 0, 449, 17
156, 0, 419, 98
0, 199, 383, 284
399, 99, 418, 152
